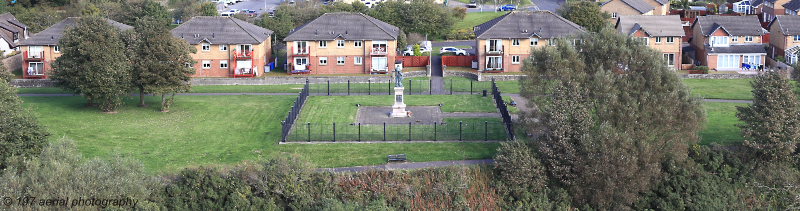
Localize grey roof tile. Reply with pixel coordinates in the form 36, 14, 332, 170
473, 11, 584, 39
616, 15, 685, 37
653, 0, 669, 5
751, 0, 764, 6
769, 15, 800, 35
284, 13, 399, 41
705, 44, 766, 54
695, 15, 764, 36
172, 16, 273, 45
784, 0, 800, 11
20, 17, 132, 46
620, 0, 656, 13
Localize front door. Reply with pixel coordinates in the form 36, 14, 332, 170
372, 57, 387, 71
294, 57, 308, 70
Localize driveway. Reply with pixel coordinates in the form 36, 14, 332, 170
222, 0, 283, 16
433, 41, 476, 55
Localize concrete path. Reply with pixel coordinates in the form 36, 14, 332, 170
430, 56, 446, 95
316, 159, 494, 173
704, 99, 752, 103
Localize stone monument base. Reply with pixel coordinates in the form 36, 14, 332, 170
390, 86, 407, 118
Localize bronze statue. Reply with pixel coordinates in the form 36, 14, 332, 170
394, 67, 404, 87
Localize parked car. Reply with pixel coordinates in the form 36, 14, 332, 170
402, 45, 431, 56
220, 9, 238, 16
497, 4, 516, 11
439, 47, 467, 56
466, 1, 477, 8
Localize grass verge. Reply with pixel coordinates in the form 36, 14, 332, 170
683, 79, 753, 100
443, 76, 520, 94
453, 12, 507, 31
700, 102, 746, 145
297, 95, 497, 123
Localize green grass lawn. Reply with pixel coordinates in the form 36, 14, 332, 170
297, 95, 497, 124
700, 102, 746, 145
453, 12, 507, 31
21, 95, 500, 172
443, 76, 520, 94
683, 79, 754, 100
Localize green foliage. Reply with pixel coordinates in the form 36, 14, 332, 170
556, 1, 611, 33
520, 28, 705, 209
0, 78, 48, 170
396, 30, 406, 51
0, 138, 162, 209
446, 28, 476, 40
494, 141, 546, 191
737, 71, 800, 162
50, 17, 132, 112
255, 5, 296, 42
368, 0, 456, 38
114, 0, 172, 26
162, 166, 279, 210
777, 55, 786, 62
130, 16, 196, 109
8, 4, 63, 33
451, 6, 466, 20
413, 44, 421, 56
200, 2, 218, 16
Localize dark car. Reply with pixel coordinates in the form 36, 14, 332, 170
466, 1, 477, 8
497, 4, 516, 11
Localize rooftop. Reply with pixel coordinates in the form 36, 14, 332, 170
172, 16, 273, 45
284, 13, 399, 41
694, 15, 764, 36
20, 17, 132, 46
616, 15, 686, 37
473, 11, 584, 39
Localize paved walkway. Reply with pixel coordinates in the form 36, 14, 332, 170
430, 56, 446, 95
316, 159, 494, 173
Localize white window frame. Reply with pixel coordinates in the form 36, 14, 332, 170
319, 41, 327, 48
337, 56, 345, 65
28, 62, 44, 75
185, 62, 192, 68
487, 56, 502, 69
742, 54, 761, 65
337, 40, 345, 48
354, 41, 362, 48
512, 55, 520, 64
354, 56, 362, 65
220, 44, 228, 51
666, 37, 674, 43
731, 36, 738, 42
636, 37, 649, 46
202, 60, 211, 69
717, 54, 741, 68
711, 36, 729, 47
655, 37, 662, 43
612, 12, 618, 18
53, 45, 60, 53
530, 38, 538, 46
663, 53, 675, 67
547, 39, 557, 46
794, 35, 800, 42
488, 39, 503, 51
319, 57, 328, 65
202, 43, 210, 51
745, 36, 753, 42
220, 60, 228, 68
27, 46, 42, 58
512, 39, 520, 46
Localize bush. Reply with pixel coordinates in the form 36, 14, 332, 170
446, 28, 476, 40
776, 56, 786, 62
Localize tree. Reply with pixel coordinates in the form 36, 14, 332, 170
200, 2, 218, 16
494, 141, 546, 191
737, 71, 800, 162
130, 17, 196, 111
115, 0, 171, 26
368, 0, 456, 38
50, 17, 132, 112
0, 66, 49, 170
255, 5, 295, 42
556, 1, 611, 33
520, 28, 705, 209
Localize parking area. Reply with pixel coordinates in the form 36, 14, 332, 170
219, 0, 284, 17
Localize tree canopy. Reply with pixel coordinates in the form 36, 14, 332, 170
737, 70, 800, 162
556, 1, 611, 33
0, 65, 49, 170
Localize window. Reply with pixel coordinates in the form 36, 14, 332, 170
295, 41, 308, 54
636, 37, 649, 46
337, 40, 344, 48
202, 43, 210, 51
731, 36, 738, 42
794, 35, 800, 42
512, 39, 520, 46
743, 54, 761, 65
53, 45, 60, 53
185, 63, 192, 68
220, 60, 228, 68
663, 53, 675, 66
371, 57, 387, 71
711, 36, 729, 47
27, 46, 42, 58
612, 12, 617, 18
319, 41, 327, 48
355, 56, 362, 65
512, 55, 520, 64
655, 37, 662, 43
220, 44, 228, 51
13, 33, 18, 41
28, 62, 43, 75
202, 60, 211, 69
717, 54, 740, 68
666, 37, 674, 43
372, 41, 387, 54
547, 39, 556, 46
487, 56, 502, 69
354, 41, 362, 47
319, 57, 327, 65
745, 36, 753, 42
337, 57, 344, 65
530, 38, 538, 46
488, 39, 502, 51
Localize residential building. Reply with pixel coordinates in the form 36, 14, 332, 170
601, 0, 655, 20
615, 15, 685, 69
768, 15, 800, 64
763, 0, 791, 21
172, 16, 273, 78
18, 17, 132, 79
690, 16, 766, 70
723, 0, 761, 14
784, 0, 800, 15
0, 13, 29, 53
644, 0, 670, 15
472, 11, 584, 73
283, 12, 400, 74
336, 0, 444, 8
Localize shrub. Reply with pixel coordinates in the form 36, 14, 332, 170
776, 56, 786, 62
446, 28, 476, 40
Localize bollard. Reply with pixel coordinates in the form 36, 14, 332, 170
308, 122, 311, 142
450, 78, 453, 95
434, 121, 437, 141
459, 121, 462, 141
483, 89, 487, 97
333, 122, 336, 142
383, 122, 386, 141
368, 80, 371, 95
347, 80, 350, 95
358, 123, 361, 142
408, 122, 412, 141
470, 80, 473, 95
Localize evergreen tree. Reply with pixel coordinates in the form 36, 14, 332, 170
0, 65, 49, 170
130, 17, 196, 111
737, 70, 800, 162
50, 17, 132, 112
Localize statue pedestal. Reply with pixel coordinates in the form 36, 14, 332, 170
390, 87, 407, 118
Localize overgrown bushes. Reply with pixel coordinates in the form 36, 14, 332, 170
446, 28, 475, 40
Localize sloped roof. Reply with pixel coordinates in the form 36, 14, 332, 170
653, 0, 669, 5
20, 17, 132, 46
694, 15, 764, 36
768, 15, 800, 35
705, 44, 766, 54
602, 0, 656, 14
784, 0, 800, 11
0, 13, 27, 48
473, 11, 584, 39
750, 0, 765, 6
284, 13, 399, 41
172, 16, 273, 45
616, 15, 685, 37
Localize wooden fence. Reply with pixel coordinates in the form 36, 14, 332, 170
396, 56, 429, 67
442, 55, 477, 67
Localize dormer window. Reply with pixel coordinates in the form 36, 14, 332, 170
201, 43, 210, 51
711, 36, 729, 47
13, 33, 18, 42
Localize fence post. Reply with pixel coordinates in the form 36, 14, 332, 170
459, 121, 462, 141
429, 79, 432, 95
383, 122, 386, 141
368, 80, 371, 95
450, 78, 453, 95
333, 122, 336, 142
408, 122, 411, 141
358, 123, 361, 142
308, 122, 311, 143
408, 79, 411, 95
434, 121, 437, 141
485, 121, 488, 141
470, 80, 473, 95
327, 80, 330, 96
389, 79, 391, 95
347, 80, 350, 95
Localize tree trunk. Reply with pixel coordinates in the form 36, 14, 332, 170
86, 98, 92, 106
138, 87, 146, 107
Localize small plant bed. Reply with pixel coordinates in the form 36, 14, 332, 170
683, 79, 754, 100
700, 102, 746, 145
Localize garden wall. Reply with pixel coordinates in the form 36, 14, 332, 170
3, 53, 21, 71
10, 79, 54, 87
